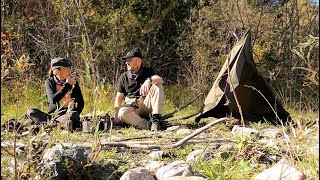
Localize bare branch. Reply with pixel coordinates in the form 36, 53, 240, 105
162, 93, 203, 120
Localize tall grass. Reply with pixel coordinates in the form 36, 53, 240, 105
271, 80, 319, 114
1, 80, 47, 123
1, 81, 203, 126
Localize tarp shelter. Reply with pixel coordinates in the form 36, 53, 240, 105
195, 30, 291, 125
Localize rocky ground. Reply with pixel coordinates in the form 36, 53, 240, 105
1, 117, 319, 179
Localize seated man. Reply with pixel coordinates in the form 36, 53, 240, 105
114, 49, 166, 131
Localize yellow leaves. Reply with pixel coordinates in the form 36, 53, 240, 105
13, 54, 30, 75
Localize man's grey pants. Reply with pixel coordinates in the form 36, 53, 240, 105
118, 84, 164, 129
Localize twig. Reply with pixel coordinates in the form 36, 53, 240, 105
168, 110, 202, 124
162, 93, 203, 120
114, 135, 163, 142
171, 117, 229, 148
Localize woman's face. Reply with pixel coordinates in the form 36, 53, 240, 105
54, 67, 71, 81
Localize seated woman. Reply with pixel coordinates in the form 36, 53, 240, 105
26, 58, 84, 131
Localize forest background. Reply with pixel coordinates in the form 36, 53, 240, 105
1, 0, 319, 122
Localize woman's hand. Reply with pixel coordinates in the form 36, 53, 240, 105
66, 75, 76, 86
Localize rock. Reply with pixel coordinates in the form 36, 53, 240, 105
65, 148, 87, 170
166, 176, 206, 180
216, 143, 235, 159
145, 161, 165, 171
84, 149, 92, 157
166, 125, 180, 131
120, 167, 155, 180
218, 144, 234, 151
39, 146, 87, 179
186, 149, 211, 163
149, 150, 163, 160
156, 161, 193, 180
232, 125, 260, 138
42, 145, 64, 163
36, 160, 67, 180
254, 161, 306, 180
176, 129, 192, 136
260, 128, 281, 139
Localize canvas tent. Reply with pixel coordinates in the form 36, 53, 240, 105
195, 30, 291, 125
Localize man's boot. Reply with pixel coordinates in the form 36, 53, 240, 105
150, 114, 167, 131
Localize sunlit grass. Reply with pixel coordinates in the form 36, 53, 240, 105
1, 81, 319, 179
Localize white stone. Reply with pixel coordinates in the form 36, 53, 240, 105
260, 128, 281, 139
232, 125, 260, 138
149, 150, 163, 160
156, 161, 193, 180
176, 129, 192, 136
166, 125, 180, 131
186, 149, 211, 163
254, 161, 306, 180
120, 167, 155, 180
42, 145, 64, 163
166, 176, 206, 180
145, 161, 165, 171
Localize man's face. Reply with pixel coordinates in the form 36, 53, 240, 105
125, 57, 142, 73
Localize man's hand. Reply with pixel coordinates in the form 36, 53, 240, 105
113, 116, 121, 124
140, 78, 151, 96
113, 107, 121, 124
